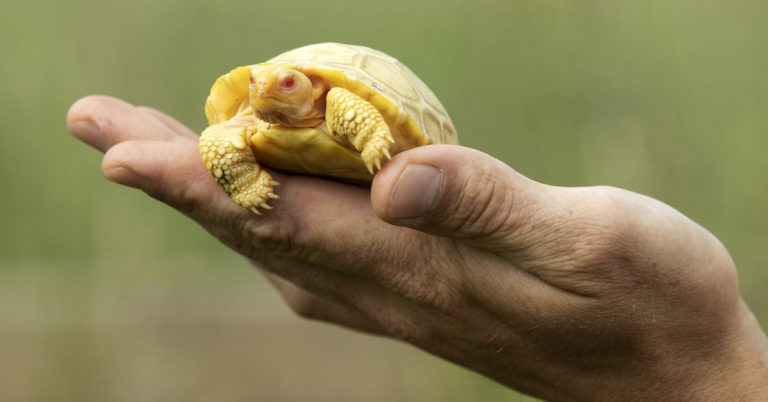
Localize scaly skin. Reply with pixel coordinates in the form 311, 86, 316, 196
325, 87, 394, 174
199, 115, 279, 214
207, 66, 395, 213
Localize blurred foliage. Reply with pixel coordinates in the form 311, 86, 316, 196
1, 0, 767, 400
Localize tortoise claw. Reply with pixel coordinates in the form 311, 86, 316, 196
362, 137, 393, 174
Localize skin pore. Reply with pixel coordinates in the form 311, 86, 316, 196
248, 64, 326, 127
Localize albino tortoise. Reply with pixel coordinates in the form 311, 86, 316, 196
199, 42, 458, 214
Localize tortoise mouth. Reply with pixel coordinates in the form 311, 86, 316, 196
249, 94, 288, 117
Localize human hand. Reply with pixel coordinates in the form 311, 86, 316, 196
67, 96, 768, 401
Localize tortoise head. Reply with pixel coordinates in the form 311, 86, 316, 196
249, 63, 320, 127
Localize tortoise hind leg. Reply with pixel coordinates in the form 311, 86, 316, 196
199, 120, 279, 214
325, 87, 394, 174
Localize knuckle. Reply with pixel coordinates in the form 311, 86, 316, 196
163, 180, 200, 213
375, 238, 465, 312
206, 209, 303, 261
284, 290, 324, 320
245, 213, 304, 258
138, 175, 176, 206
388, 266, 452, 310
440, 172, 520, 241
144, 175, 206, 216
557, 187, 636, 270
526, 187, 638, 294
569, 224, 630, 272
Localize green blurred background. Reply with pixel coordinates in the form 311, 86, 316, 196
2, 0, 767, 400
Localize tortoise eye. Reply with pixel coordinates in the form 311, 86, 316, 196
279, 76, 296, 91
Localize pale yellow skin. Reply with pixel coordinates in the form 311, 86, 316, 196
199, 43, 457, 214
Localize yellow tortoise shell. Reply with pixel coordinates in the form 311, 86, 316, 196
204, 42, 458, 180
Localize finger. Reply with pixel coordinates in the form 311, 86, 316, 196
136, 105, 200, 140
67, 95, 184, 152
101, 139, 238, 216
371, 145, 551, 256
261, 269, 386, 335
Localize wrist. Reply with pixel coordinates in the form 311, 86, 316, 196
562, 300, 768, 401
646, 300, 768, 401
702, 301, 768, 400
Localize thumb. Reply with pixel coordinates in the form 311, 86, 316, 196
371, 145, 550, 254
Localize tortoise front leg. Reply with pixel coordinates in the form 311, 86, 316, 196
325, 87, 394, 174
199, 118, 279, 214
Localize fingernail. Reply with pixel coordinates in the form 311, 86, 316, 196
68, 119, 108, 151
103, 166, 140, 187
389, 164, 441, 219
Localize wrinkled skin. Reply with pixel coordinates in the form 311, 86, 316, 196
67, 95, 768, 401
249, 64, 324, 127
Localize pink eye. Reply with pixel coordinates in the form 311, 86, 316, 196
280, 77, 295, 90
